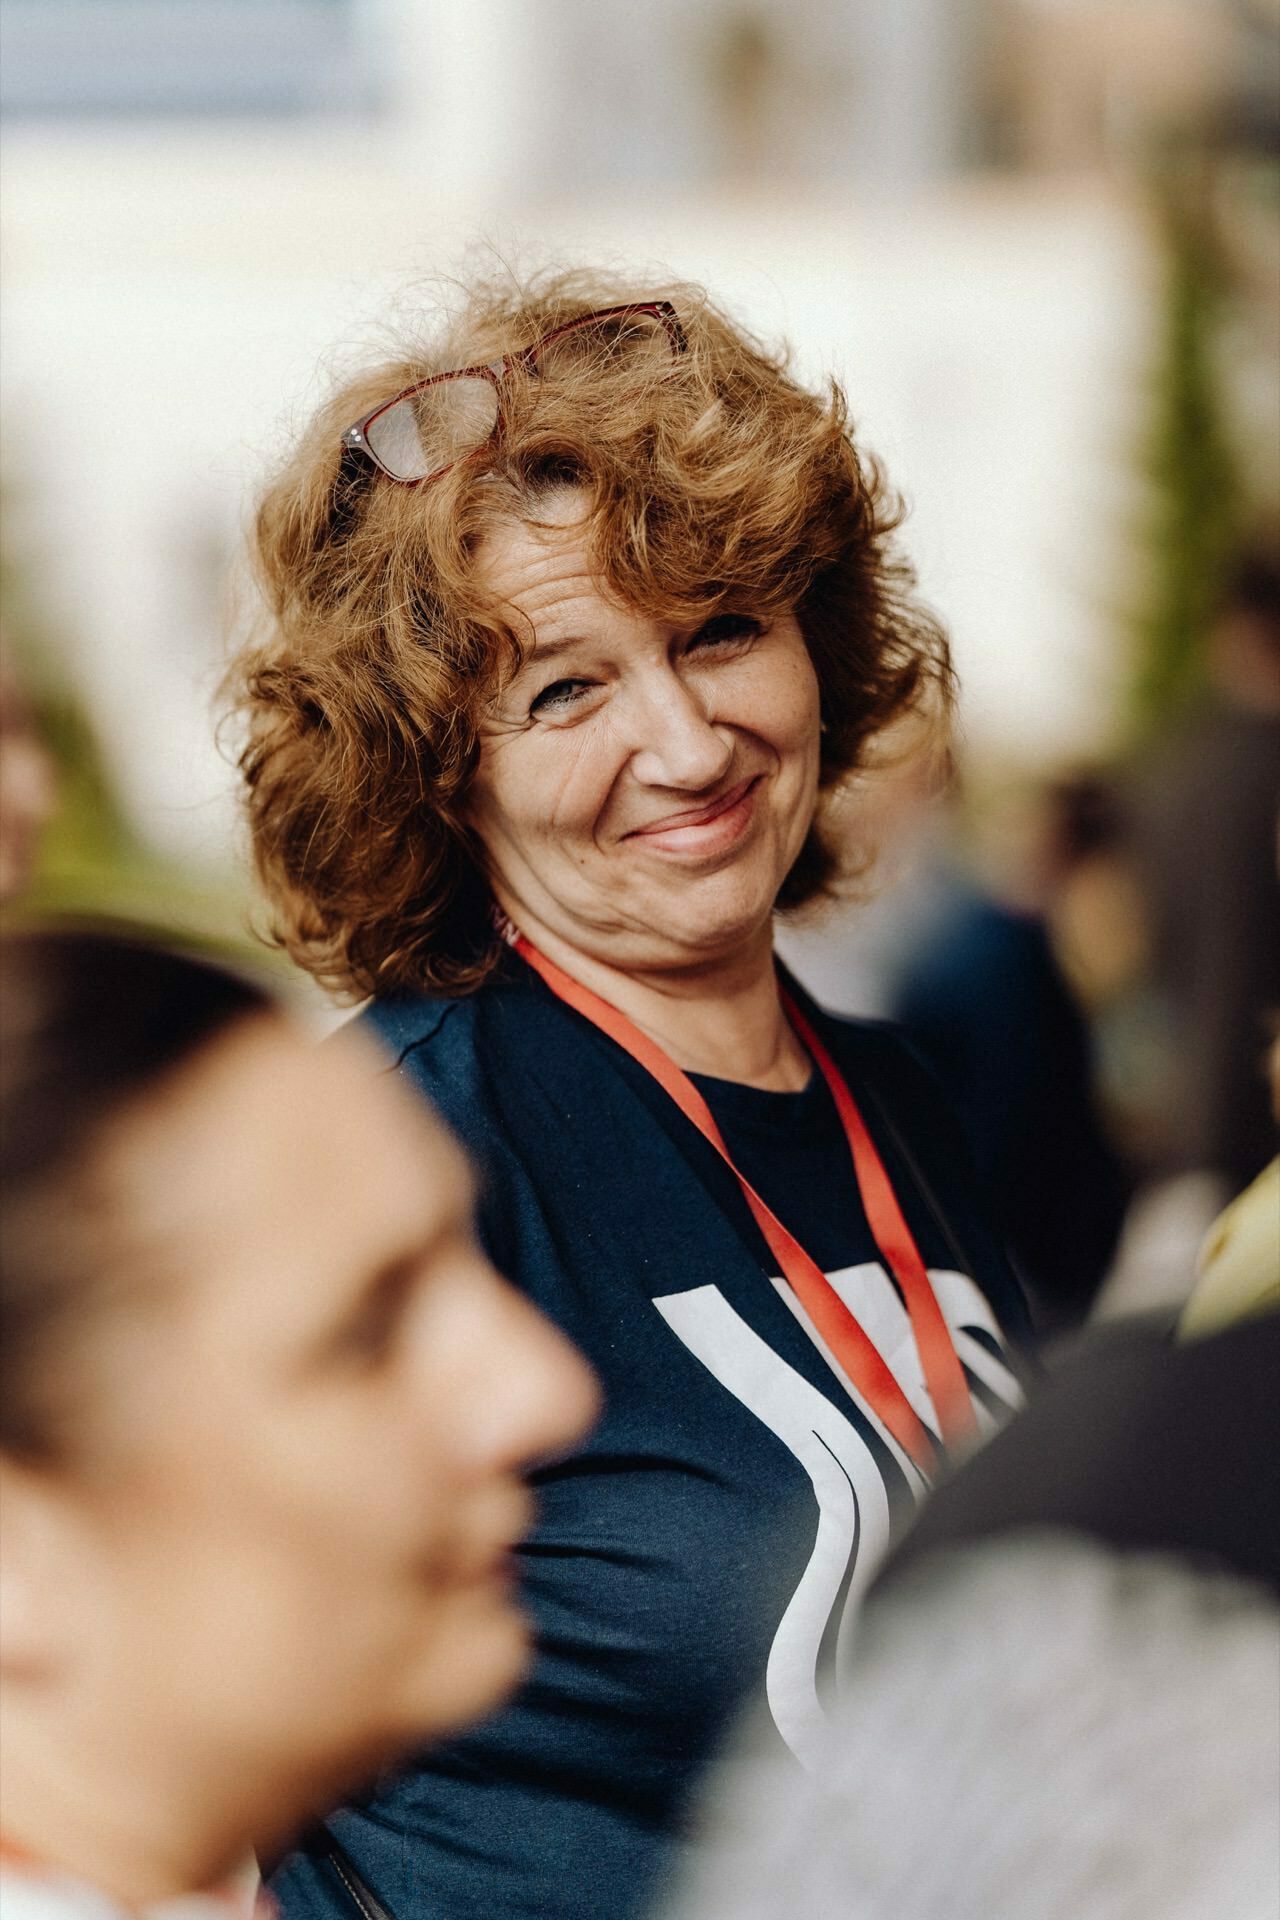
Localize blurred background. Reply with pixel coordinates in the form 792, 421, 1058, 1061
2, 0, 1277, 1326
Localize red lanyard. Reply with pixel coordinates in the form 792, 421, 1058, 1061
514, 936, 977, 1473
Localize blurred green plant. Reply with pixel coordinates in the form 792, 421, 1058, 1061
0, 500, 259, 961
1124, 167, 1245, 740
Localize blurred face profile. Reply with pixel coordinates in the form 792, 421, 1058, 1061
56, 1017, 598, 1814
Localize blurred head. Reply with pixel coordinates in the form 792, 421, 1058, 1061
0, 647, 56, 906
0, 928, 597, 1875
1209, 544, 1280, 715
675, 1534, 1280, 1920
232, 269, 952, 995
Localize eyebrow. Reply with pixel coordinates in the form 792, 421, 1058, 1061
292, 1249, 421, 1375
517, 634, 594, 670
354, 1249, 422, 1320
515, 607, 727, 671
301, 1194, 476, 1373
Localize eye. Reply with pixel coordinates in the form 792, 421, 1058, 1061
687, 613, 764, 652
528, 676, 593, 718
337, 1299, 401, 1368
328, 1257, 422, 1373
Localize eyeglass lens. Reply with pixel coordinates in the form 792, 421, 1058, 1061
531, 308, 676, 380
366, 376, 500, 483
365, 310, 677, 483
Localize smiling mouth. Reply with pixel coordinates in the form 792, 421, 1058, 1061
628, 775, 759, 838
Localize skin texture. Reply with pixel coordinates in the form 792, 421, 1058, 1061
0, 1016, 599, 1902
465, 492, 823, 1088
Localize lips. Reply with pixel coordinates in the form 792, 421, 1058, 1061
627, 775, 758, 839
423, 1486, 535, 1591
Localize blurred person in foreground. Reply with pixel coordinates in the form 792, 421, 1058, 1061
0, 926, 597, 1920
665, 1528, 1279, 1920
228, 271, 1028, 1920
665, 1303, 1280, 1920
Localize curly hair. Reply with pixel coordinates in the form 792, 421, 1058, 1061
228, 269, 952, 1000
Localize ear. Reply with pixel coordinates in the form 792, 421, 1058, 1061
0, 1456, 82, 1678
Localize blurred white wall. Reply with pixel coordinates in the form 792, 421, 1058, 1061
0, 0, 1155, 869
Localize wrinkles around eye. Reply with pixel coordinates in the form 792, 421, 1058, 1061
528, 678, 593, 719
522, 615, 767, 723
690, 613, 765, 649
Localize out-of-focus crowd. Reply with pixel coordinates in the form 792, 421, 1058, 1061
783, 541, 1280, 1339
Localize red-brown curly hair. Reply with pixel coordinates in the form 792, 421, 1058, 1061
228, 269, 952, 1000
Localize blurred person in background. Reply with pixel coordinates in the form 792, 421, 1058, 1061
0, 927, 596, 1920
0, 644, 57, 905
1098, 545, 1280, 1322
1133, 543, 1280, 1191
781, 748, 1130, 1335
228, 271, 1029, 1920
884, 770, 1131, 1335
1178, 1032, 1280, 1343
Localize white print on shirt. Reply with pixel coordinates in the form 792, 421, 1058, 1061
653, 1265, 1023, 1770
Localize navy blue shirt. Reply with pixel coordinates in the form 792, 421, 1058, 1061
272, 959, 1026, 1920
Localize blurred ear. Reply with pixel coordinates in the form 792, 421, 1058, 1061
0, 1458, 82, 1677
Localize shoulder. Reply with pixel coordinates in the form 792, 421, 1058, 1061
357, 934, 555, 1056
796, 989, 1033, 1339
357, 964, 576, 1072
799, 997, 963, 1173
791, 988, 947, 1114
357, 990, 469, 1070
354, 987, 505, 1140
353, 967, 600, 1151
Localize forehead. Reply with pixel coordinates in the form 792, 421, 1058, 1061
474, 493, 605, 633
100, 1019, 471, 1307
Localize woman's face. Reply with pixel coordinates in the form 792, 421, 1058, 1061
47, 1017, 598, 1826
465, 493, 823, 974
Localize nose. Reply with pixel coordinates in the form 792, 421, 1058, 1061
624, 668, 735, 792
466, 1266, 601, 1475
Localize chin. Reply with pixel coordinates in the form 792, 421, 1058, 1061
405, 1601, 534, 1741
661, 880, 780, 957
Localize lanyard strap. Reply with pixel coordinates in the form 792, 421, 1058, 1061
514, 936, 977, 1472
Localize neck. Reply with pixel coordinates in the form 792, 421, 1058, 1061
1, 1692, 294, 1909
509, 915, 811, 1092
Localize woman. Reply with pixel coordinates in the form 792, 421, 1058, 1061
0, 926, 595, 1920
231, 274, 1029, 1920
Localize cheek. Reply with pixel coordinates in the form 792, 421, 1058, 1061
85, 1459, 450, 1745
219, 1440, 461, 1699
469, 725, 625, 863
781, 640, 823, 735
735, 647, 821, 759
123, 1454, 412, 1601
549, 718, 634, 847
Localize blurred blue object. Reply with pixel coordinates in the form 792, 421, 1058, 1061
890, 870, 1130, 1333
0, 0, 379, 120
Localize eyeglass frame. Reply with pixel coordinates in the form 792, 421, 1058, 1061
340, 301, 688, 486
